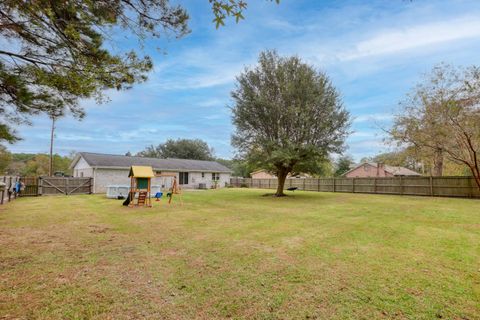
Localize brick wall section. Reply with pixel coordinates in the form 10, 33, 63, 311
345, 163, 393, 178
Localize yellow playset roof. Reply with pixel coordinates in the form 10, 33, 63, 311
129, 166, 155, 178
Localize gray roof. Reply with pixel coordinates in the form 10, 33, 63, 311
343, 162, 421, 177
71, 152, 232, 173
382, 163, 421, 176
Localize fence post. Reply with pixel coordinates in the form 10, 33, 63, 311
1, 176, 5, 204
317, 178, 320, 192
303, 179, 306, 191
352, 178, 355, 193
469, 177, 474, 198
374, 177, 377, 194
429, 176, 433, 196
400, 176, 403, 195
333, 178, 336, 192
65, 178, 68, 195
8, 177, 12, 202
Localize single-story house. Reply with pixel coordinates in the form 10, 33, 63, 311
250, 169, 311, 179
70, 152, 232, 193
343, 162, 420, 178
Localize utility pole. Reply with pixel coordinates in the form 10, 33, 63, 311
49, 116, 56, 177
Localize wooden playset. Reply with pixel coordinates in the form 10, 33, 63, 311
124, 166, 155, 207
123, 166, 183, 207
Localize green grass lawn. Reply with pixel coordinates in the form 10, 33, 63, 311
1, 189, 479, 319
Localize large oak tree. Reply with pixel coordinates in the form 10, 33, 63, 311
231, 50, 350, 196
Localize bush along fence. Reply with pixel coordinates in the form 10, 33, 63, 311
0, 176, 93, 205
230, 176, 480, 198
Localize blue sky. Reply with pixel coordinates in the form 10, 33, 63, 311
7, 0, 480, 161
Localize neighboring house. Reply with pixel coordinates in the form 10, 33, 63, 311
70, 152, 232, 193
343, 162, 421, 178
250, 169, 276, 179
250, 169, 311, 179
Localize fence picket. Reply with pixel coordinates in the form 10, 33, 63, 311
230, 176, 480, 199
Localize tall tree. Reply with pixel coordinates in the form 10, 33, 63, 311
334, 155, 354, 177
390, 63, 480, 189
0, 0, 277, 143
231, 51, 350, 196
138, 138, 215, 160
0, 145, 12, 174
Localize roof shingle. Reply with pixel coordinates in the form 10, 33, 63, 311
72, 152, 232, 173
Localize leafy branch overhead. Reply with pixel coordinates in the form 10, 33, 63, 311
210, 0, 279, 28
0, 0, 277, 143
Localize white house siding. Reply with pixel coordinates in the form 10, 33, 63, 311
184, 172, 230, 189
73, 157, 94, 178
90, 168, 230, 193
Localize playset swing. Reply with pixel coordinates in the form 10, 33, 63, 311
122, 167, 183, 207
156, 173, 183, 206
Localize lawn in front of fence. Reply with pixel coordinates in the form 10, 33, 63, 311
1, 189, 479, 319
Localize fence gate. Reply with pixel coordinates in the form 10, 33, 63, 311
20, 177, 39, 196
39, 177, 92, 195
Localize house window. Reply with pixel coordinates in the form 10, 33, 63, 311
179, 172, 189, 185
202, 172, 205, 178
212, 173, 219, 181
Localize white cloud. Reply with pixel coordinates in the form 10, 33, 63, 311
340, 16, 480, 60
353, 113, 393, 123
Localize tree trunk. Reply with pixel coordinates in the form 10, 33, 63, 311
275, 169, 288, 197
432, 148, 443, 176
468, 163, 480, 192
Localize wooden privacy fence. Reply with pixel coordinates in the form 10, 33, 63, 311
230, 176, 480, 198
0, 177, 92, 204
39, 177, 92, 195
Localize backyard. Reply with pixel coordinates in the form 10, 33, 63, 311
1, 189, 479, 319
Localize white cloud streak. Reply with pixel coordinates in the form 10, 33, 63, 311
340, 16, 480, 60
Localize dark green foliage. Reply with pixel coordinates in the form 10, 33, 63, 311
0, 1, 277, 143
0, 0, 189, 143
231, 50, 350, 195
137, 138, 214, 160
334, 155, 354, 177
216, 158, 254, 177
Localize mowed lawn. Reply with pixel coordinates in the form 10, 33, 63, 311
1, 189, 479, 319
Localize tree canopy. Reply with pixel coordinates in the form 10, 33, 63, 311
334, 155, 354, 177
390, 63, 480, 189
137, 138, 215, 160
231, 50, 350, 196
0, 0, 277, 144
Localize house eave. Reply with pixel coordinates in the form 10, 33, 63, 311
91, 166, 232, 173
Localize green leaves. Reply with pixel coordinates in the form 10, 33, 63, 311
210, 0, 278, 28
231, 50, 350, 193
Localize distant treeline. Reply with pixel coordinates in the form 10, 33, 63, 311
0, 148, 73, 176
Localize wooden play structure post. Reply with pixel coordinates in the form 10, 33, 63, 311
127, 166, 155, 208
156, 172, 183, 205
